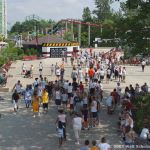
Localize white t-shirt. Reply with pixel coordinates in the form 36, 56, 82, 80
68, 86, 72, 93
105, 59, 109, 65
62, 94, 68, 102
98, 143, 110, 150
83, 97, 88, 105
56, 91, 61, 99
91, 100, 97, 112
100, 70, 105, 76
90, 82, 96, 89
64, 82, 69, 90
15, 83, 22, 93
56, 69, 60, 76
116, 85, 122, 96
73, 117, 82, 128
106, 96, 113, 107
22, 64, 26, 70
107, 69, 111, 75
39, 63, 43, 69
122, 69, 126, 76
142, 61, 146, 66
58, 114, 66, 123
70, 97, 74, 104
140, 128, 149, 139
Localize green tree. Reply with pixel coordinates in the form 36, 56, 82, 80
93, 0, 112, 21
120, 0, 150, 56
82, 7, 92, 22
63, 31, 73, 41
81, 32, 88, 47
0, 34, 4, 41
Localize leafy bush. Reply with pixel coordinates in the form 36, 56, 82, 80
24, 48, 37, 56
133, 94, 150, 133
0, 41, 39, 67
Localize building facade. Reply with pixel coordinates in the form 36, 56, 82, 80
0, 0, 7, 39
42, 42, 79, 57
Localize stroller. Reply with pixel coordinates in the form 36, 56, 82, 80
24, 70, 31, 78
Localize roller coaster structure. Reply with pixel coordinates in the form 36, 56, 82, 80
50, 19, 102, 46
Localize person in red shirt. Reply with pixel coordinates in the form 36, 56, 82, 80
111, 88, 118, 107
79, 82, 84, 93
88, 67, 95, 80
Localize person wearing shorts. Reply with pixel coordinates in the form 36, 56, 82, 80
55, 88, 61, 107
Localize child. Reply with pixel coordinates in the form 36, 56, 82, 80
57, 121, 64, 147
91, 140, 99, 150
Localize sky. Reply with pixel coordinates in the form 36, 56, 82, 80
7, 0, 124, 27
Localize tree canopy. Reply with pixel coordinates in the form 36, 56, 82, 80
9, 0, 150, 56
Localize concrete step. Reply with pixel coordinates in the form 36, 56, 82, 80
0, 88, 9, 92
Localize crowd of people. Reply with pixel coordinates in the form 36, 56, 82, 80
10, 49, 150, 149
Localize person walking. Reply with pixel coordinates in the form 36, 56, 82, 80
32, 91, 40, 117
30, 65, 34, 78
56, 109, 67, 140
12, 90, 20, 112
57, 121, 64, 147
51, 64, 55, 76
141, 60, 146, 72
42, 88, 49, 113
39, 62, 43, 76
24, 85, 32, 108
55, 88, 61, 108
12, 80, 22, 95
21, 63, 26, 75
73, 113, 83, 145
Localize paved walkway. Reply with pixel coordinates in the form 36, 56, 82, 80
0, 58, 150, 150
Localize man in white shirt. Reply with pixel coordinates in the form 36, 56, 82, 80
141, 60, 146, 72
98, 137, 110, 150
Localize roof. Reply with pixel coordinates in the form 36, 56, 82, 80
22, 35, 70, 46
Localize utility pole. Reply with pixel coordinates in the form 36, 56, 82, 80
78, 23, 81, 46
88, 24, 91, 47
71, 21, 74, 41
65, 22, 68, 32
